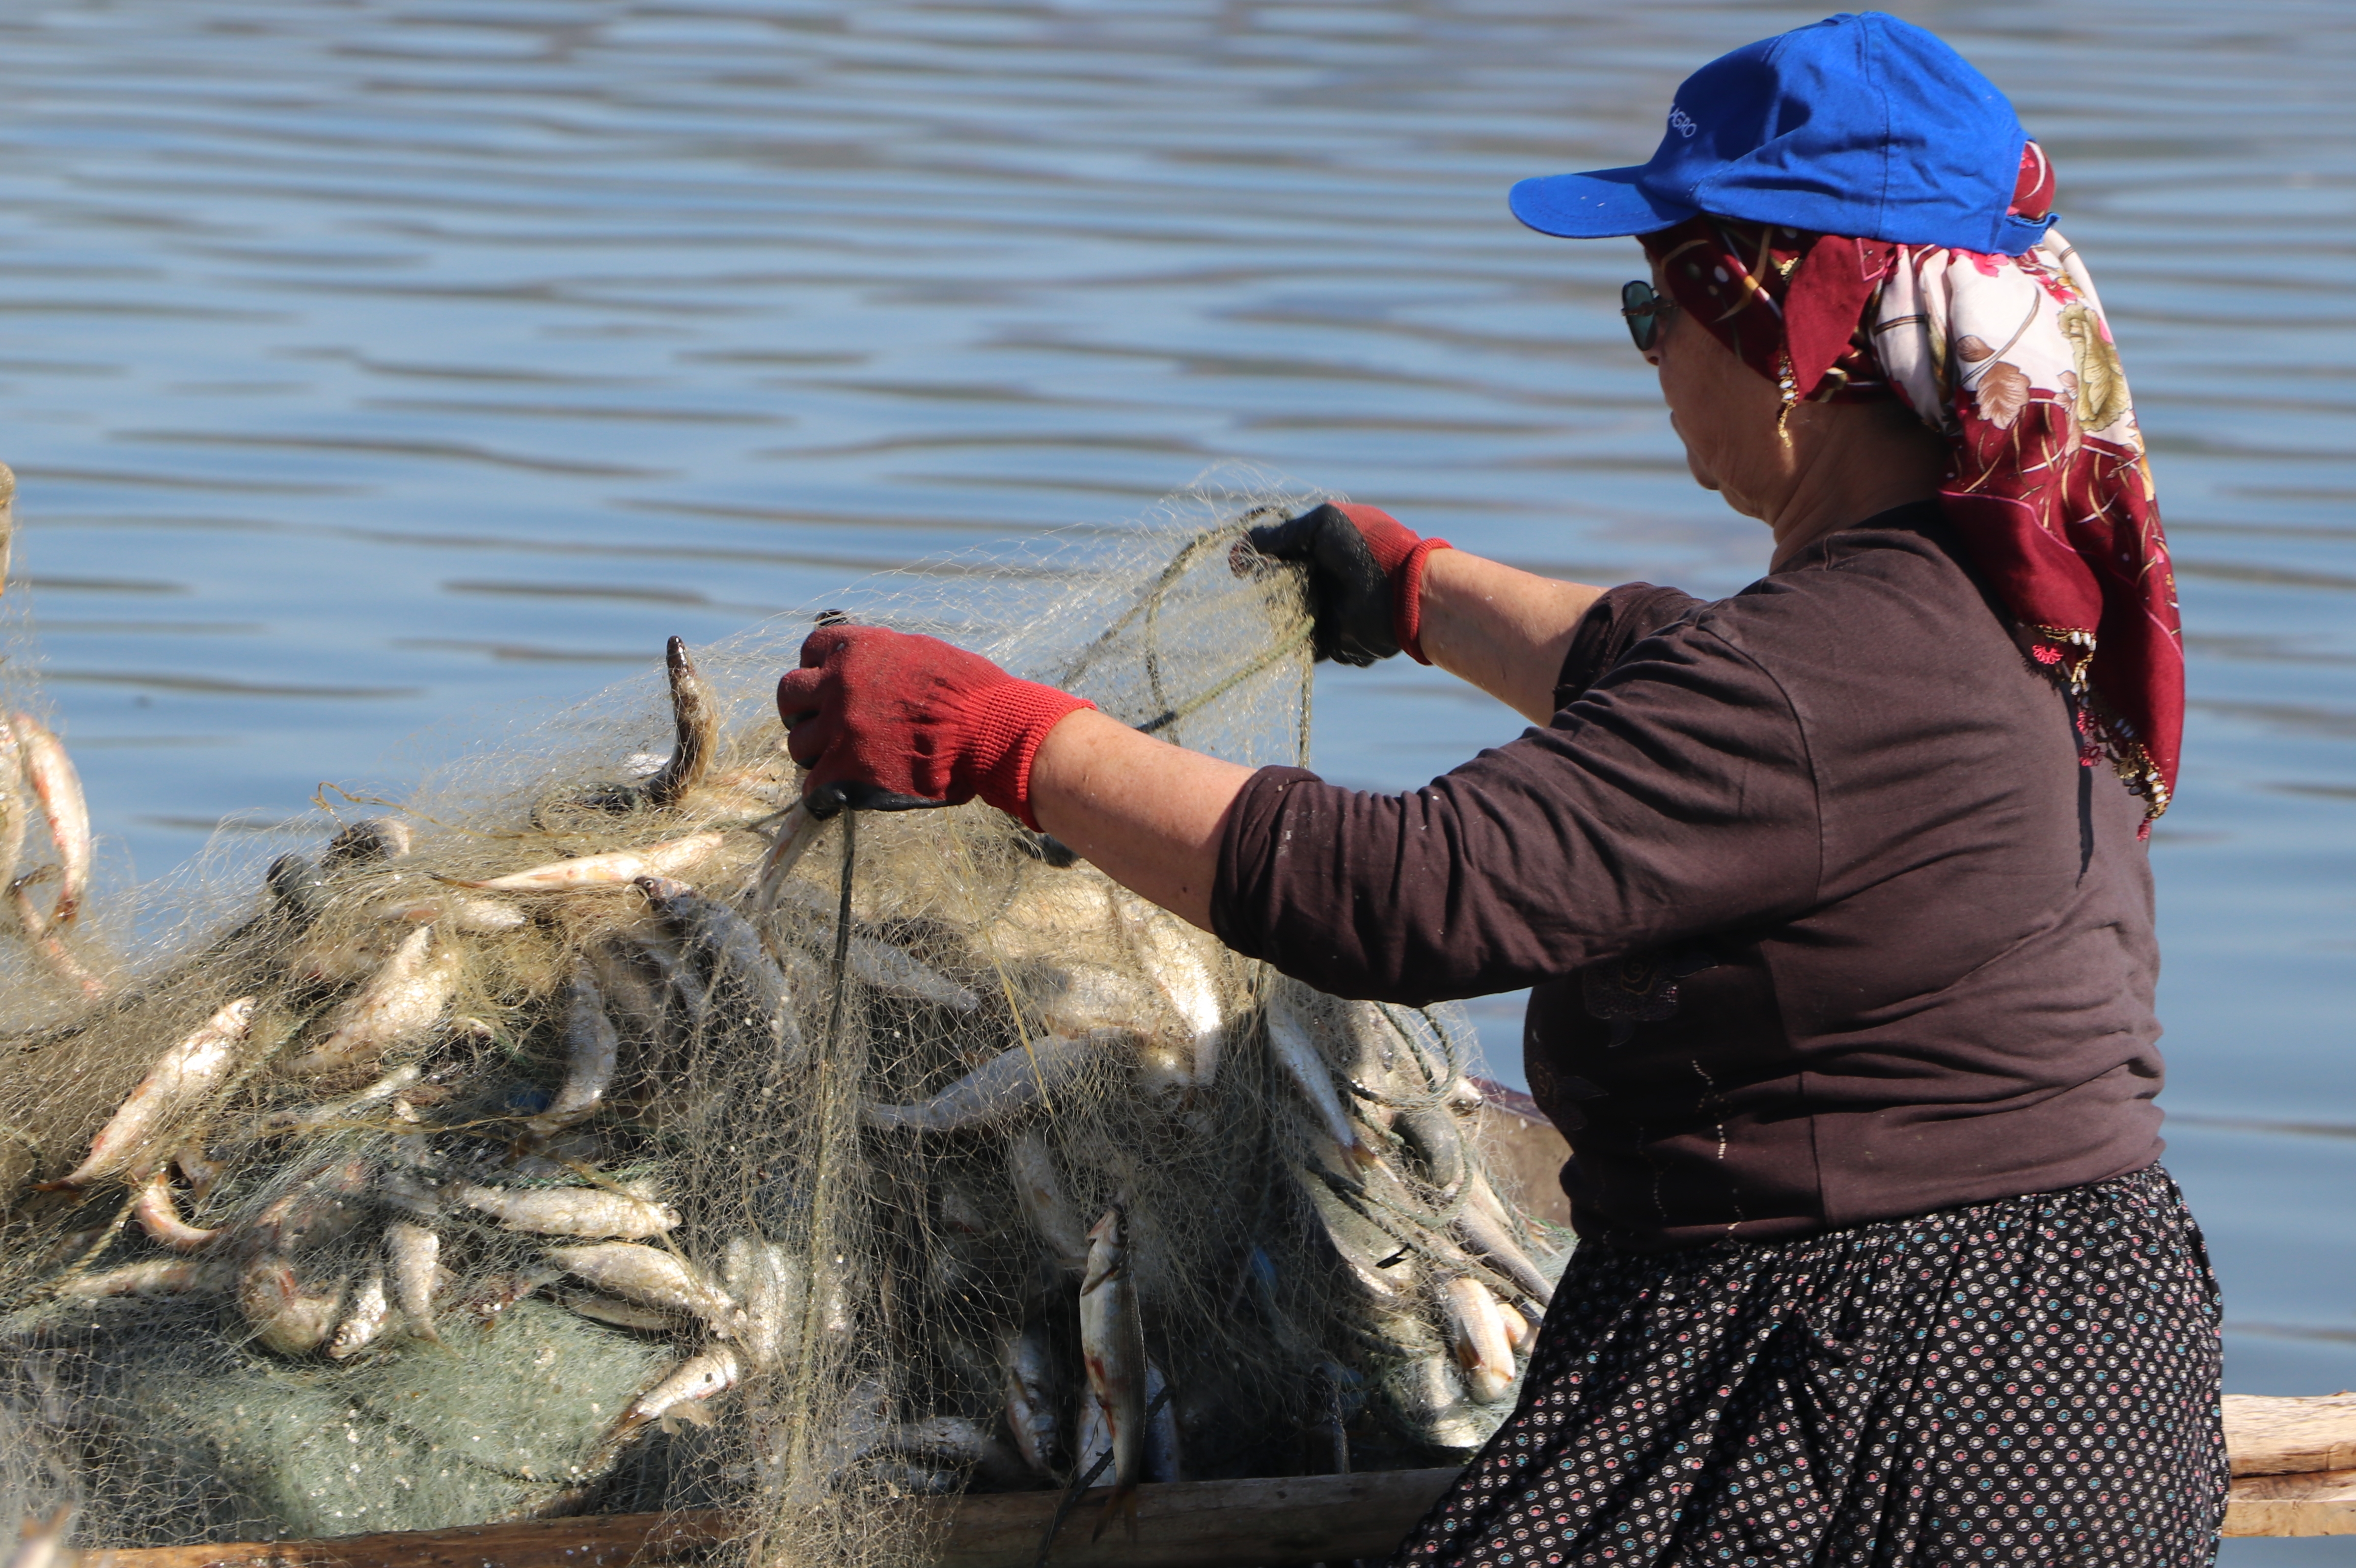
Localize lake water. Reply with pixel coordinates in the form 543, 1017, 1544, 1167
1, 1, 2351, 1552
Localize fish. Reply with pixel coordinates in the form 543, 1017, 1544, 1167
322, 817, 413, 868
1297, 1167, 1420, 1308
247, 1157, 371, 1254
131, 1170, 219, 1251
1395, 1102, 1467, 1191
385, 1219, 442, 1341
769, 879, 978, 1011
643, 636, 718, 808
384, 895, 526, 933
54, 1258, 226, 1299
558, 1289, 679, 1332
1117, 897, 1225, 1086
546, 1241, 739, 1336
255, 1062, 424, 1136
1078, 1206, 1145, 1540
722, 1235, 804, 1370
1265, 983, 1375, 1166
461, 1266, 562, 1329
1439, 1275, 1518, 1404
627, 1347, 741, 1432
456, 831, 726, 892
1453, 1171, 1556, 1308
1030, 964, 1162, 1043
635, 876, 800, 1052
6, 1505, 70, 1568
292, 925, 460, 1076
527, 972, 619, 1135
47, 997, 257, 1189
1502, 1298, 1541, 1354
751, 801, 826, 913
455, 1182, 680, 1239
1003, 1323, 1060, 1477
328, 1267, 392, 1360
237, 1258, 348, 1356
0, 722, 26, 893
265, 853, 332, 928
10, 713, 90, 926
1006, 1128, 1090, 1268
8, 880, 107, 1000
860, 1032, 1102, 1133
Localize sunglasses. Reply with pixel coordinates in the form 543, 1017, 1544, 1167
1621, 279, 1677, 352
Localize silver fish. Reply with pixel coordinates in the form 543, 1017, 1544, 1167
1454, 1171, 1556, 1308
247, 1157, 372, 1254
237, 1258, 348, 1356
527, 972, 619, 1135
751, 801, 827, 914
1439, 1275, 1518, 1404
628, 1347, 741, 1431
1078, 1206, 1145, 1538
50, 997, 256, 1189
860, 1032, 1101, 1133
1265, 982, 1376, 1166
636, 876, 801, 1052
293, 925, 459, 1075
131, 1170, 219, 1251
384, 894, 526, 933
1143, 1361, 1181, 1483
458, 831, 725, 892
547, 1241, 738, 1336
1003, 1323, 1060, 1477
455, 1182, 679, 1239
7, 880, 105, 1000
256, 1062, 423, 1136
0, 721, 25, 894
722, 1235, 804, 1371
1030, 963, 1160, 1038
642, 636, 718, 808
559, 1289, 679, 1332
1117, 898, 1225, 1087
1007, 1128, 1090, 1268
1396, 1102, 1467, 1191
10, 713, 89, 926
55, 1257, 226, 1299
770, 879, 978, 1011
328, 1267, 392, 1360
385, 1219, 442, 1342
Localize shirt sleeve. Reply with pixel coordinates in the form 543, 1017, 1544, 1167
1551, 582, 1705, 708
1211, 617, 1822, 1005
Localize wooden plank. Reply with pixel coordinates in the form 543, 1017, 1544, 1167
63, 1468, 1461, 1568
2225, 1467, 2356, 1537
2223, 1392, 2356, 1477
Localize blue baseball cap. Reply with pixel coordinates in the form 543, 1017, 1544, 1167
1509, 12, 2053, 255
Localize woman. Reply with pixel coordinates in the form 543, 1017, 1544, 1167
778, 14, 2225, 1565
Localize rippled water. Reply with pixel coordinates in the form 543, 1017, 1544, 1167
2, 0, 2351, 1543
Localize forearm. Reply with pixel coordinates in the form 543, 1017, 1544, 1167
1416, 548, 1605, 722
1025, 708, 1253, 932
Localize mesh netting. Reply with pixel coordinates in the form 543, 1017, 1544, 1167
0, 467, 1568, 1563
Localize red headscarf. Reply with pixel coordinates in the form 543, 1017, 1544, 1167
1641, 144, 2182, 825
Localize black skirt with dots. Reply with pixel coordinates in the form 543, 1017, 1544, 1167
1398, 1165, 2227, 1567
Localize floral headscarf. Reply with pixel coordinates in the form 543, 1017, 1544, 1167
1641, 144, 2182, 826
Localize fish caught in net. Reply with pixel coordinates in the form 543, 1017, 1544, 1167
0, 468, 1570, 1563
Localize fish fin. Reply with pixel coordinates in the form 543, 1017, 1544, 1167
672, 1401, 716, 1429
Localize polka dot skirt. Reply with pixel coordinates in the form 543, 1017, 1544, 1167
1397, 1165, 2226, 1567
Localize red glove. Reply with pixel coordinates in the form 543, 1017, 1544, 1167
775, 625, 1095, 829
1238, 502, 1451, 665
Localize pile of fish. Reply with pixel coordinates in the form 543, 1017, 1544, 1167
0, 630, 1566, 1550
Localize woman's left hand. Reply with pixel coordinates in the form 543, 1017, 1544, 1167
775, 624, 1094, 827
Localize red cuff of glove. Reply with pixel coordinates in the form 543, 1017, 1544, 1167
777, 625, 1096, 830
1334, 503, 1452, 666
964, 676, 1096, 829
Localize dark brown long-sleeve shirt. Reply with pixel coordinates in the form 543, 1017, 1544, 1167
1211, 503, 2164, 1251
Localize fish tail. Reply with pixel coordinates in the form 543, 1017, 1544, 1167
1087, 1481, 1139, 1543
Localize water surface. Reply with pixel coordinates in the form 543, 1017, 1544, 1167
1, 2, 2351, 1551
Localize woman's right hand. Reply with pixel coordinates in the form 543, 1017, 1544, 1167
1237, 502, 1451, 666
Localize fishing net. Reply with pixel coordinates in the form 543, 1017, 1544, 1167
0, 466, 1571, 1564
